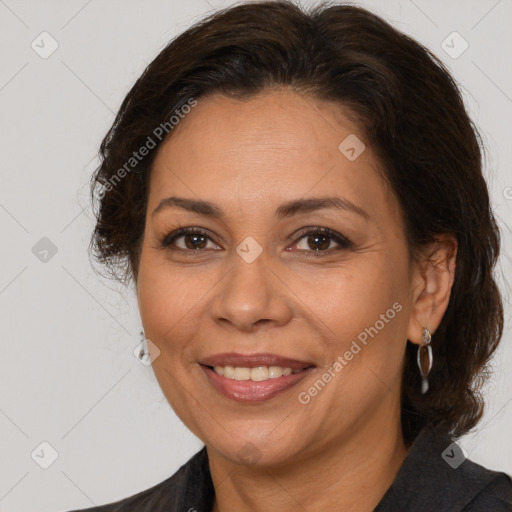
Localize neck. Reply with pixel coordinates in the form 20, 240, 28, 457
208, 418, 408, 512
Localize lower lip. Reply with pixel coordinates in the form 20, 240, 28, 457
200, 365, 314, 403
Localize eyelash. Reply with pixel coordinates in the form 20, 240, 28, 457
158, 226, 353, 255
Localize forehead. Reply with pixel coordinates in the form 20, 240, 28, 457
155, 89, 362, 166
148, 89, 396, 223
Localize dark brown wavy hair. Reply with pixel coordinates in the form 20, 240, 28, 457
89, 0, 504, 446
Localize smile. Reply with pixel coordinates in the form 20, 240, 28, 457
199, 354, 315, 402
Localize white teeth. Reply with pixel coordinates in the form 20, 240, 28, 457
250, 366, 269, 381
211, 365, 305, 380
268, 366, 282, 379
234, 367, 251, 380
224, 366, 235, 379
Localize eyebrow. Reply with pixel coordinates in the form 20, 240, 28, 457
151, 196, 370, 221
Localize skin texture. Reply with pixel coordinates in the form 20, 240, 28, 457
136, 89, 457, 512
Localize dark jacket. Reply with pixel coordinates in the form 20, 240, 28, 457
67, 425, 512, 511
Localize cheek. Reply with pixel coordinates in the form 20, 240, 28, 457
291, 260, 409, 401
136, 260, 206, 427
136, 256, 204, 354
290, 256, 406, 344
333, 266, 408, 388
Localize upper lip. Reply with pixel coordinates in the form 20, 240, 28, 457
199, 352, 314, 370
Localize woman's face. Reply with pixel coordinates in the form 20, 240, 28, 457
137, 89, 419, 466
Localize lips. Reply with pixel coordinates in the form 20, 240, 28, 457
199, 352, 315, 403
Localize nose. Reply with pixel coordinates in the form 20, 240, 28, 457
210, 254, 293, 332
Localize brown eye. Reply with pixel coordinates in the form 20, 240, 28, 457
293, 227, 352, 253
160, 228, 221, 251
183, 233, 208, 249
305, 233, 331, 251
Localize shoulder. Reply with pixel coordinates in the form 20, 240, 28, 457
64, 446, 213, 512
375, 426, 512, 511
460, 459, 512, 511
437, 435, 512, 511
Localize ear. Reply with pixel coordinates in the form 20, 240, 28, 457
406, 234, 458, 345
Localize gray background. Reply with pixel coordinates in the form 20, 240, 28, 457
0, 0, 511, 510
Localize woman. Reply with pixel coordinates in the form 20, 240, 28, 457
69, 1, 512, 510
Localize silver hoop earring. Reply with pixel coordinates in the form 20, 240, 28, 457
417, 327, 433, 394
138, 329, 147, 361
